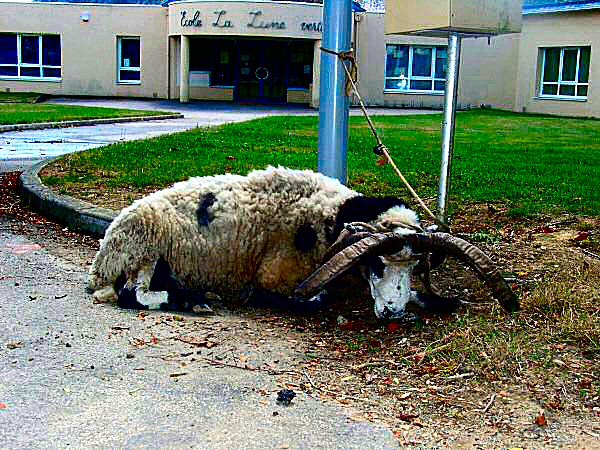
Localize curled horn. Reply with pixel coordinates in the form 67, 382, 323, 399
294, 232, 519, 313
321, 230, 373, 263
294, 232, 408, 298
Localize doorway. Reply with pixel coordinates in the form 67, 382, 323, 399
237, 40, 287, 103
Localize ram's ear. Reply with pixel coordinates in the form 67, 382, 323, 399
332, 196, 408, 240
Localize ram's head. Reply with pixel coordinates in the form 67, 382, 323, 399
295, 230, 520, 320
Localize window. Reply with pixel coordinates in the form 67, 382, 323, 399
540, 46, 591, 99
0, 33, 61, 79
117, 37, 141, 83
385, 45, 447, 93
288, 41, 313, 89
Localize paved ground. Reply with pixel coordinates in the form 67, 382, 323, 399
0, 220, 398, 449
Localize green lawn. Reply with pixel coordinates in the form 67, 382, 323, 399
42, 109, 600, 216
0, 91, 44, 103
0, 92, 170, 125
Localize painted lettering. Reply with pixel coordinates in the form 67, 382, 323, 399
247, 11, 286, 30
213, 10, 234, 28
181, 10, 202, 27
301, 22, 323, 32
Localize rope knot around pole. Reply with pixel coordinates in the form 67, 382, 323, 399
320, 47, 358, 96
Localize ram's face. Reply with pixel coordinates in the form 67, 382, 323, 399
364, 250, 418, 320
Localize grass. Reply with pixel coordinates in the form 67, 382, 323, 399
0, 92, 170, 125
43, 109, 600, 216
0, 91, 44, 103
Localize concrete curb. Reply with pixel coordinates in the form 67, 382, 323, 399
0, 113, 183, 133
18, 159, 117, 236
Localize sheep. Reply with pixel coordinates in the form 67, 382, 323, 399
88, 166, 519, 319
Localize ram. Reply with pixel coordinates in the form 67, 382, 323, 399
88, 166, 518, 319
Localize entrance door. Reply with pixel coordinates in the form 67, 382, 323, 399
237, 41, 287, 103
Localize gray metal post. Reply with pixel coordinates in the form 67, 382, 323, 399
317, 0, 353, 184
437, 33, 462, 226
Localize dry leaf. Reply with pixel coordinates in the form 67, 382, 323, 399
534, 410, 546, 426
176, 334, 217, 348
169, 372, 188, 378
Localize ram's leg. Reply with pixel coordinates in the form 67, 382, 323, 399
116, 262, 168, 311
145, 256, 211, 313
91, 286, 117, 304
245, 287, 329, 313
409, 290, 460, 315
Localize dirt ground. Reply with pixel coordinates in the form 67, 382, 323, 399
3, 172, 600, 449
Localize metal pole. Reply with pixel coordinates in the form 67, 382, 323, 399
436, 33, 462, 226
317, 0, 353, 184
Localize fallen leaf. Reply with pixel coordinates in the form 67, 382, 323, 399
176, 334, 218, 348
398, 412, 419, 422
534, 410, 546, 426
5, 243, 42, 255
6, 341, 23, 350
0, 402, 7, 409
169, 372, 188, 378
385, 322, 400, 333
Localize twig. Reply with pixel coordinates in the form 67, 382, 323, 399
582, 429, 600, 438
303, 370, 317, 389
410, 342, 453, 364
352, 360, 387, 370
482, 393, 496, 413
445, 372, 475, 382
302, 370, 379, 405
580, 249, 600, 260
202, 357, 296, 375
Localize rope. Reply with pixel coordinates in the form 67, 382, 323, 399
320, 47, 448, 231
320, 47, 357, 96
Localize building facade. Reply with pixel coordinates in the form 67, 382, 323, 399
0, 0, 598, 117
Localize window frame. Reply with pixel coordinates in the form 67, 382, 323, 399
384, 44, 447, 95
539, 46, 590, 101
117, 36, 141, 85
0, 33, 62, 81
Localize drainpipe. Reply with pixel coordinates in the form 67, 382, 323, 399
352, 12, 362, 107
180, 35, 190, 103
317, 0, 353, 184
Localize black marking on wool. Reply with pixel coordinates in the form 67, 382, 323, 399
294, 224, 318, 252
324, 217, 335, 244
197, 192, 216, 227
366, 256, 386, 279
332, 196, 409, 241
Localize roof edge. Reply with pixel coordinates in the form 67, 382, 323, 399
523, 1, 600, 15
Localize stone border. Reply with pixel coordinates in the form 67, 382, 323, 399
18, 159, 117, 236
0, 113, 183, 133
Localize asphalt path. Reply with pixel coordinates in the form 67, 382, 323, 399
0, 225, 399, 449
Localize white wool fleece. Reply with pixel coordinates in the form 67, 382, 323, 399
88, 166, 357, 298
